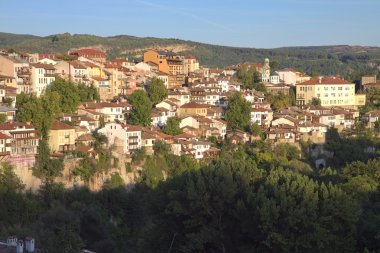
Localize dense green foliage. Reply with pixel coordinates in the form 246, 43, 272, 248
78, 83, 100, 102
225, 92, 252, 130
33, 140, 64, 184
16, 79, 99, 139
1, 32, 379, 77
236, 66, 266, 91
0, 139, 379, 253
128, 90, 152, 126
48, 78, 80, 113
147, 77, 167, 105
162, 117, 182, 136
0, 114, 7, 123
267, 92, 294, 110
16, 91, 61, 139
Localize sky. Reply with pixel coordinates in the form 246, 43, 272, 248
0, 0, 379, 48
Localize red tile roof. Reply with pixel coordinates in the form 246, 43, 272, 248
51, 121, 75, 130
174, 133, 196, 139
299, 77, 352, 85
70, 48, 106, 57
0, 122, 35, 130
69, 60, 86, 69
30, 62, 56, 70
180, 103, 213, 109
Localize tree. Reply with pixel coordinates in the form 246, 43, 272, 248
249, 122, 263, 137
16, 92, 61, 139
236, 66, 263, 90
48, 78, 80, 113
269, 60, 280, 72
0, 114, 6, 123
3, 97, 13, 107
128, 90, 152, 126
77, 83, 100, 102
103, 173, 124, 190
0, 162, 24, 194
310, 97, 321, 106
33, 140, 64, 184
268, 92, 292, 110
162, 117, 182, 136
147, 77, 167, 105
225, 92, 251, 130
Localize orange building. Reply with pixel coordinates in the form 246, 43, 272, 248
144, 50, 185, 88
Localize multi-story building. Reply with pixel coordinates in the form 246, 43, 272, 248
0, 122, 39, 156
48, 121, 76, 153
178, 103, 211, 117
91, 76, 111, 101
277, 68, 311, 86
168, 90, 191, 106
296, 77, 366, 108
183, 56, 200, 75
79, 102, 131, 122
143, 50, 185, 88
30, 63, 56, 97
251, 107, 273, 127
0, 54, 29, 92
361, 75, 380, 90
54, 60, 89, 84
98, 123, 142, 154
361, 75, 377, 86
0, 132, 11, 156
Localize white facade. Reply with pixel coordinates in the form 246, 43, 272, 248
30, 65, 55, 97
99, 106, 125, 122
218, 79, 229, 92
270, 74, 280, 84
98, 123, 141, 154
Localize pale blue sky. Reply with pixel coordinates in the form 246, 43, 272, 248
0, 0, 379, 48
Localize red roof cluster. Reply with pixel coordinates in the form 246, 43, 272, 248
70, 48, 106, 57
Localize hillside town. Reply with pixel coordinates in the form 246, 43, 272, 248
0, 47, 377, 189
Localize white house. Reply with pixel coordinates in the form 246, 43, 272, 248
98, 123, 142, 154
30, 63, 56, 97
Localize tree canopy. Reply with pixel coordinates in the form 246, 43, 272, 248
128, 90, 152, 126
225, 92, 251, 130
147, 77, 167, 105
162, 117, 182, 136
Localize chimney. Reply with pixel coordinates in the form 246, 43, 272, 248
318, 77, 322, 84
16, 240, 23, 253
25, 237, 35, 253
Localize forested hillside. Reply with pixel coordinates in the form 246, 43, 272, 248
1, 137, 379, 253
1, 32, 380, 78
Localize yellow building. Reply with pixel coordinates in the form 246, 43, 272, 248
82, 61, 103, 77
183, 56, 200, 75
296, 77, 366, 108
48, 121, 76, 153
178, 103, 212, 117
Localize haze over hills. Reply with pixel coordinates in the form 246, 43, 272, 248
1, 32, 379, 78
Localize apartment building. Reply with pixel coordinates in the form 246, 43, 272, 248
98, 123, 142, 154
30, 63, 56, 97
296, 77, 366, 108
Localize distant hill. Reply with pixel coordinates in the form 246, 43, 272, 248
0, 32, 379, 79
